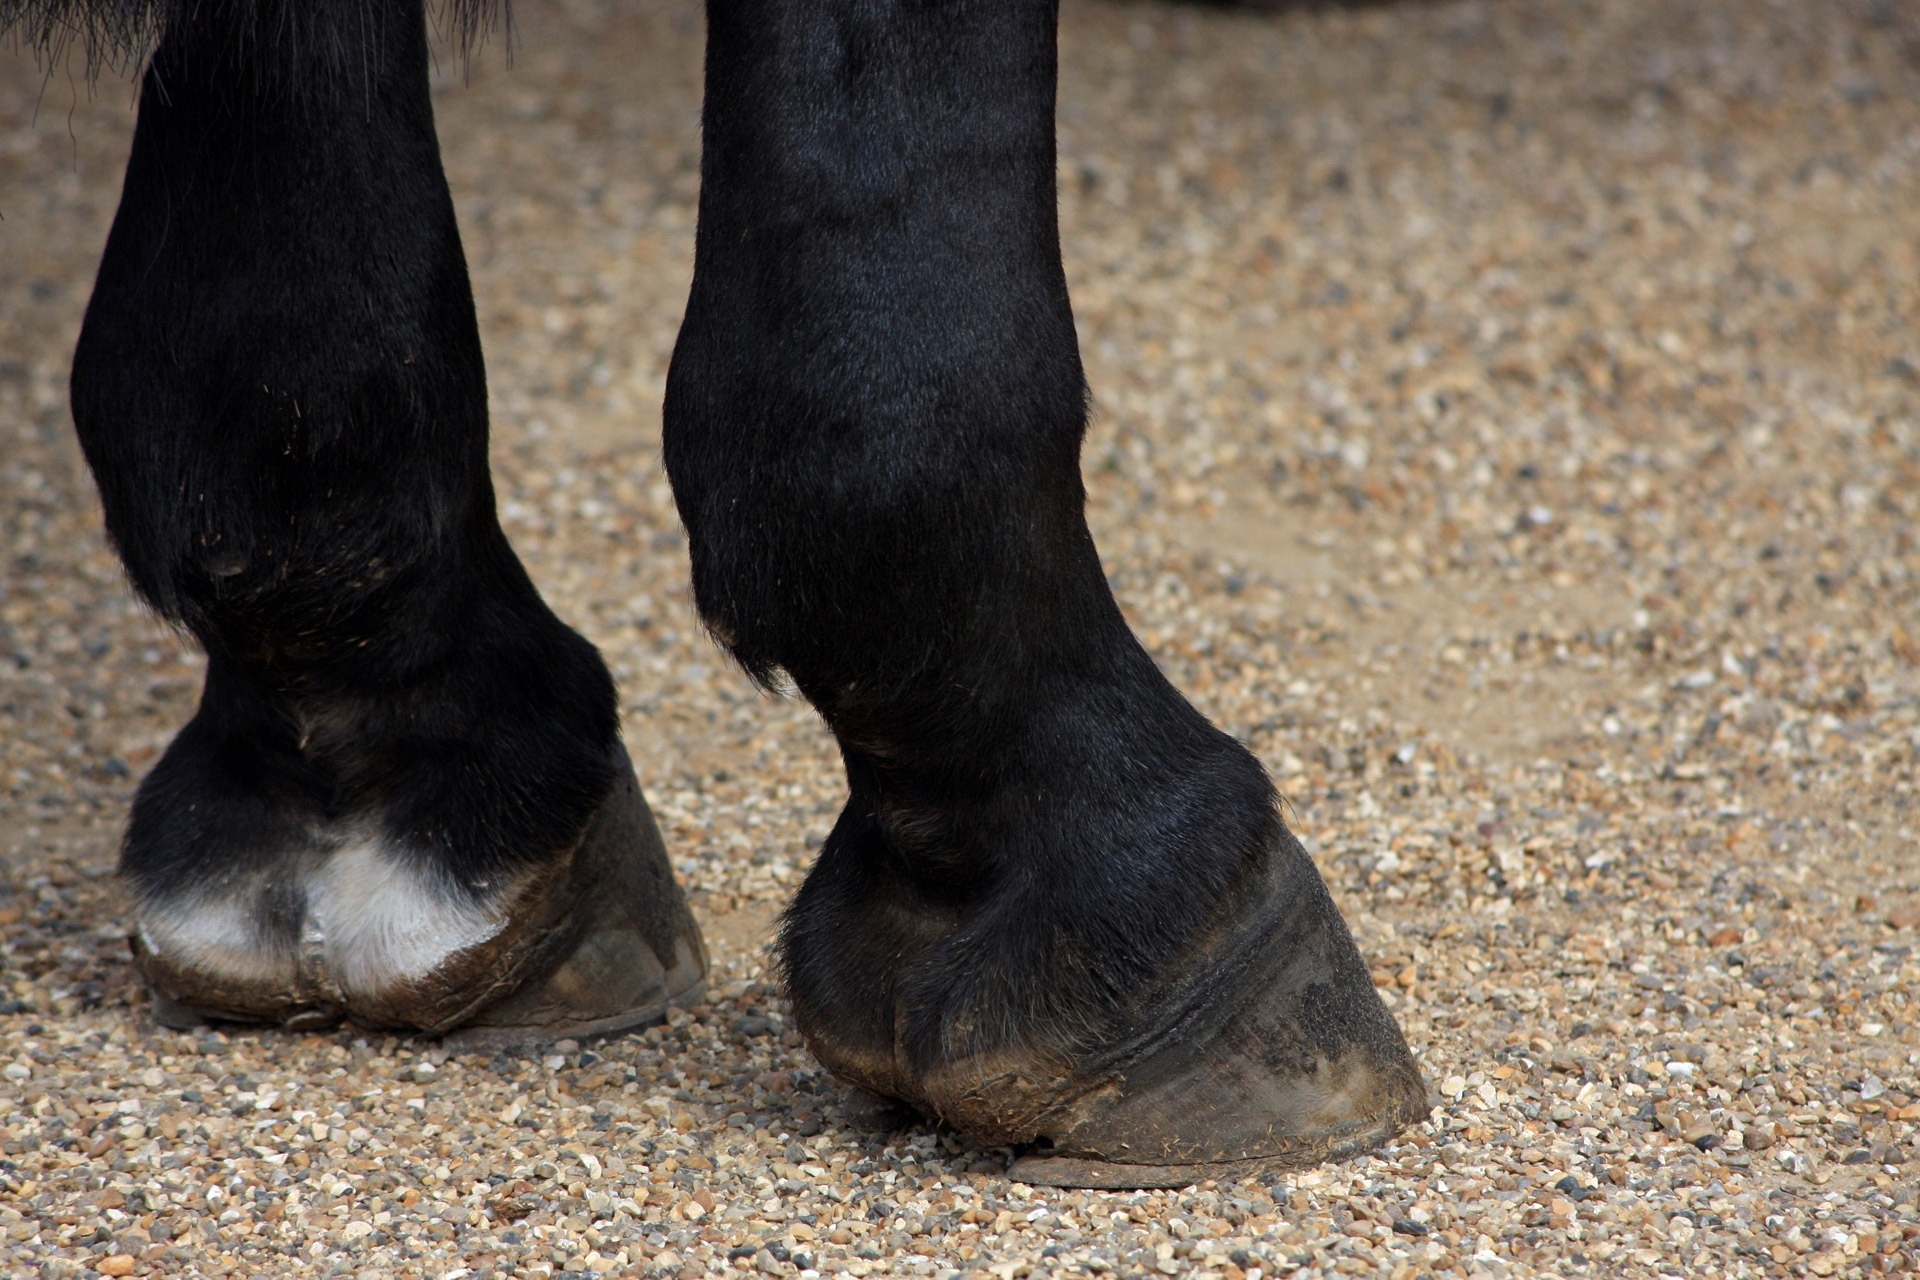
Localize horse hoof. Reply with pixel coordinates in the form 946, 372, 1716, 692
441, 763, 709, 1049
130, 747, 707, 1043
991, 837, 1433, 1186
1004, 1060, 1428, 1189
798, 826, 1432, 1186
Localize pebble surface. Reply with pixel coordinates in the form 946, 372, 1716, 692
4, 0, 1920, 1277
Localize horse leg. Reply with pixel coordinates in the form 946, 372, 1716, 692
666, 0, 1427, 1186
70, 0, 704, 1040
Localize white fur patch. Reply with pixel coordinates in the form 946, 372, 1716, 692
138, 889, 296, 987
307, 839, 507, 998
135, 836, 508, 999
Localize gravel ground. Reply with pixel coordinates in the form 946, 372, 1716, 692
4, 0, 1920, 1276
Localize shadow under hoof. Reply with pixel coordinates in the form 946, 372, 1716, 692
1009, 1142, 1383, 1191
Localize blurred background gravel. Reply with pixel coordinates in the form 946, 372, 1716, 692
2, 1, 1918, 1277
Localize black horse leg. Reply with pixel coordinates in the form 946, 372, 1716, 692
70, 0, 704, 1039
666, 0, 1428, 1186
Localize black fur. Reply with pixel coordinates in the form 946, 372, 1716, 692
70, 0, 617, 904
46, 0, 1362, 1128
666, 0, 1283, 1094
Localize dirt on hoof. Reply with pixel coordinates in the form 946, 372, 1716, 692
131, 749, 709, 1043
3, 1, 1920, 1278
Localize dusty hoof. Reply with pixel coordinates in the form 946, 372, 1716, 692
131, 747, 706, 1044
140, 980, 343, 1034
991, 838, 1431, 1188
442, 763, 708, 1049
799, 827, 1430, 1188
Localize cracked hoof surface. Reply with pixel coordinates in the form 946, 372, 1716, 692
131, 747, 707, 1044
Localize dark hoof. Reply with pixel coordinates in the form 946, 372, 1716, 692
839, 1087, 923, 1135
1004, 1048, 1427, 1188
1038, 851, 1426, 1185
144, 985, 344, 1034
1004, 840, 1431, 1186
131, 747, 707, 1043
441, 762, 709, 1049
804, 829, 1431, 1184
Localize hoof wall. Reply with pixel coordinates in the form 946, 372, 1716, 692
131, 746, 707, 1042
145, 987, 342, 1034
437, 761, 709, 1048
1008, 1096, 1426, 1189
810, 828, 1431, 1180
442, 979, 705, 1052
